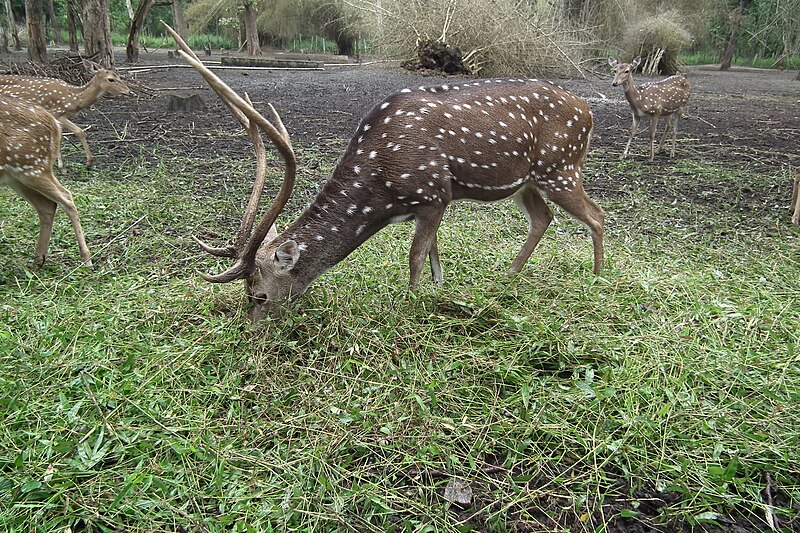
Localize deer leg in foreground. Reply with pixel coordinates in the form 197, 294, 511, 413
621, 115, 640, 160
409, 206, 447, 289
9, 181, 58, 267
59, 117, 93, 169
25, 172, 92, 266
509, 186, 553, 274
791, 170, 800, 225
546, 182, 605, 275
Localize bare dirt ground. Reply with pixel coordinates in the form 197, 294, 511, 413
3, 48, 799, 531
100, 52, 800, 204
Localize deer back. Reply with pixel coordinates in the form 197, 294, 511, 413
638, 75, 691, 115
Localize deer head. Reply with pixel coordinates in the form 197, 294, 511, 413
608, 57, 641, 87
164, 24, 605, 322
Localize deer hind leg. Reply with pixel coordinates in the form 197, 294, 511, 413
791, 169, 800, 225
9, 180, 58, 267
621, 115, 639, 160
27, 172, 92, 266
670, 113, 681, 157
509, 185, 553, 274
60, 117, 93, 169
544, 178, 605, 275
656, 115, 674, 155
409, 205, 446, 289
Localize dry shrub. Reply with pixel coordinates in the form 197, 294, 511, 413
347, 0, 596, 77
618, 12, 692, 75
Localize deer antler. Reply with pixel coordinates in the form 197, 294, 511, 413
161, 22, 296, 282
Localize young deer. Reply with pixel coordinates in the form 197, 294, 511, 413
0, 95, 92, 266
163, 24, 605, 322
0, 61, 130, 169
608, 57, 691, 162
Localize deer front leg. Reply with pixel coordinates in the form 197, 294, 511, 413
648, 115, 659, 162
428, 234, 443, 284
409, 206, 446, 289
59, 117, 94, 169
509, 186, 553, 273
621, 114, 639, 160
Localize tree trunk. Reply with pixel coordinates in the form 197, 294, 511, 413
171, 0, 187, 48
25, 0, 48, 63
126, 0, 156, 62
720, 13, 741, 70
80, 0, 113, 67
242, 0, 261, 56
66, 0, 80, 51
5, 0, 22, 50
46, 0, 62, 44
720, 0, 752, 71
1, 28, 8, 53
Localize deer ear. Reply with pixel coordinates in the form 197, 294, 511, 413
274, 240, 299, 272
83, 60, 101, 74
630, 57, 641, 69
608, 57, 618, 68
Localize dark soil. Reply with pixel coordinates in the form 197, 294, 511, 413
80, 53, 800, 231
3, 48, 799, 531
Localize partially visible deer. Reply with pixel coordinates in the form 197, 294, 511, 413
163, 23, 605, 322
0, 95, 92, 266
608, 57, 691, 162
791, 168, 800, 225
0, 61, 130, 169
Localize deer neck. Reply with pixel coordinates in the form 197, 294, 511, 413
620, 76, 646, 112
61, 77, 105, 116
274, 175, 391, 285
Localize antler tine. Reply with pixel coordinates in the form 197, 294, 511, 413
162, 22, 296, 283
192, 235, 238, 258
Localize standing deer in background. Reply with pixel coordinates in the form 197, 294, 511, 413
608, 57, 691, 162
791, 168, 800, 225
0, 95, 92, 266
0, 61, 130, 169
163, 24, 605, 322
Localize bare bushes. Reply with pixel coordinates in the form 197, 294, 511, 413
348, 0, 595, 77
618, 12, 693, 75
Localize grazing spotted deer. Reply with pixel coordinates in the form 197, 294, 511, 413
791, 168, 800, 225
0, 61, 130, 169
608, 57, 691, 162
0, 95, 92, 266
163, 24, 605, 322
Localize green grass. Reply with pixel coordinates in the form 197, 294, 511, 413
681, 50, 800, 69
0, 141, 798, 531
